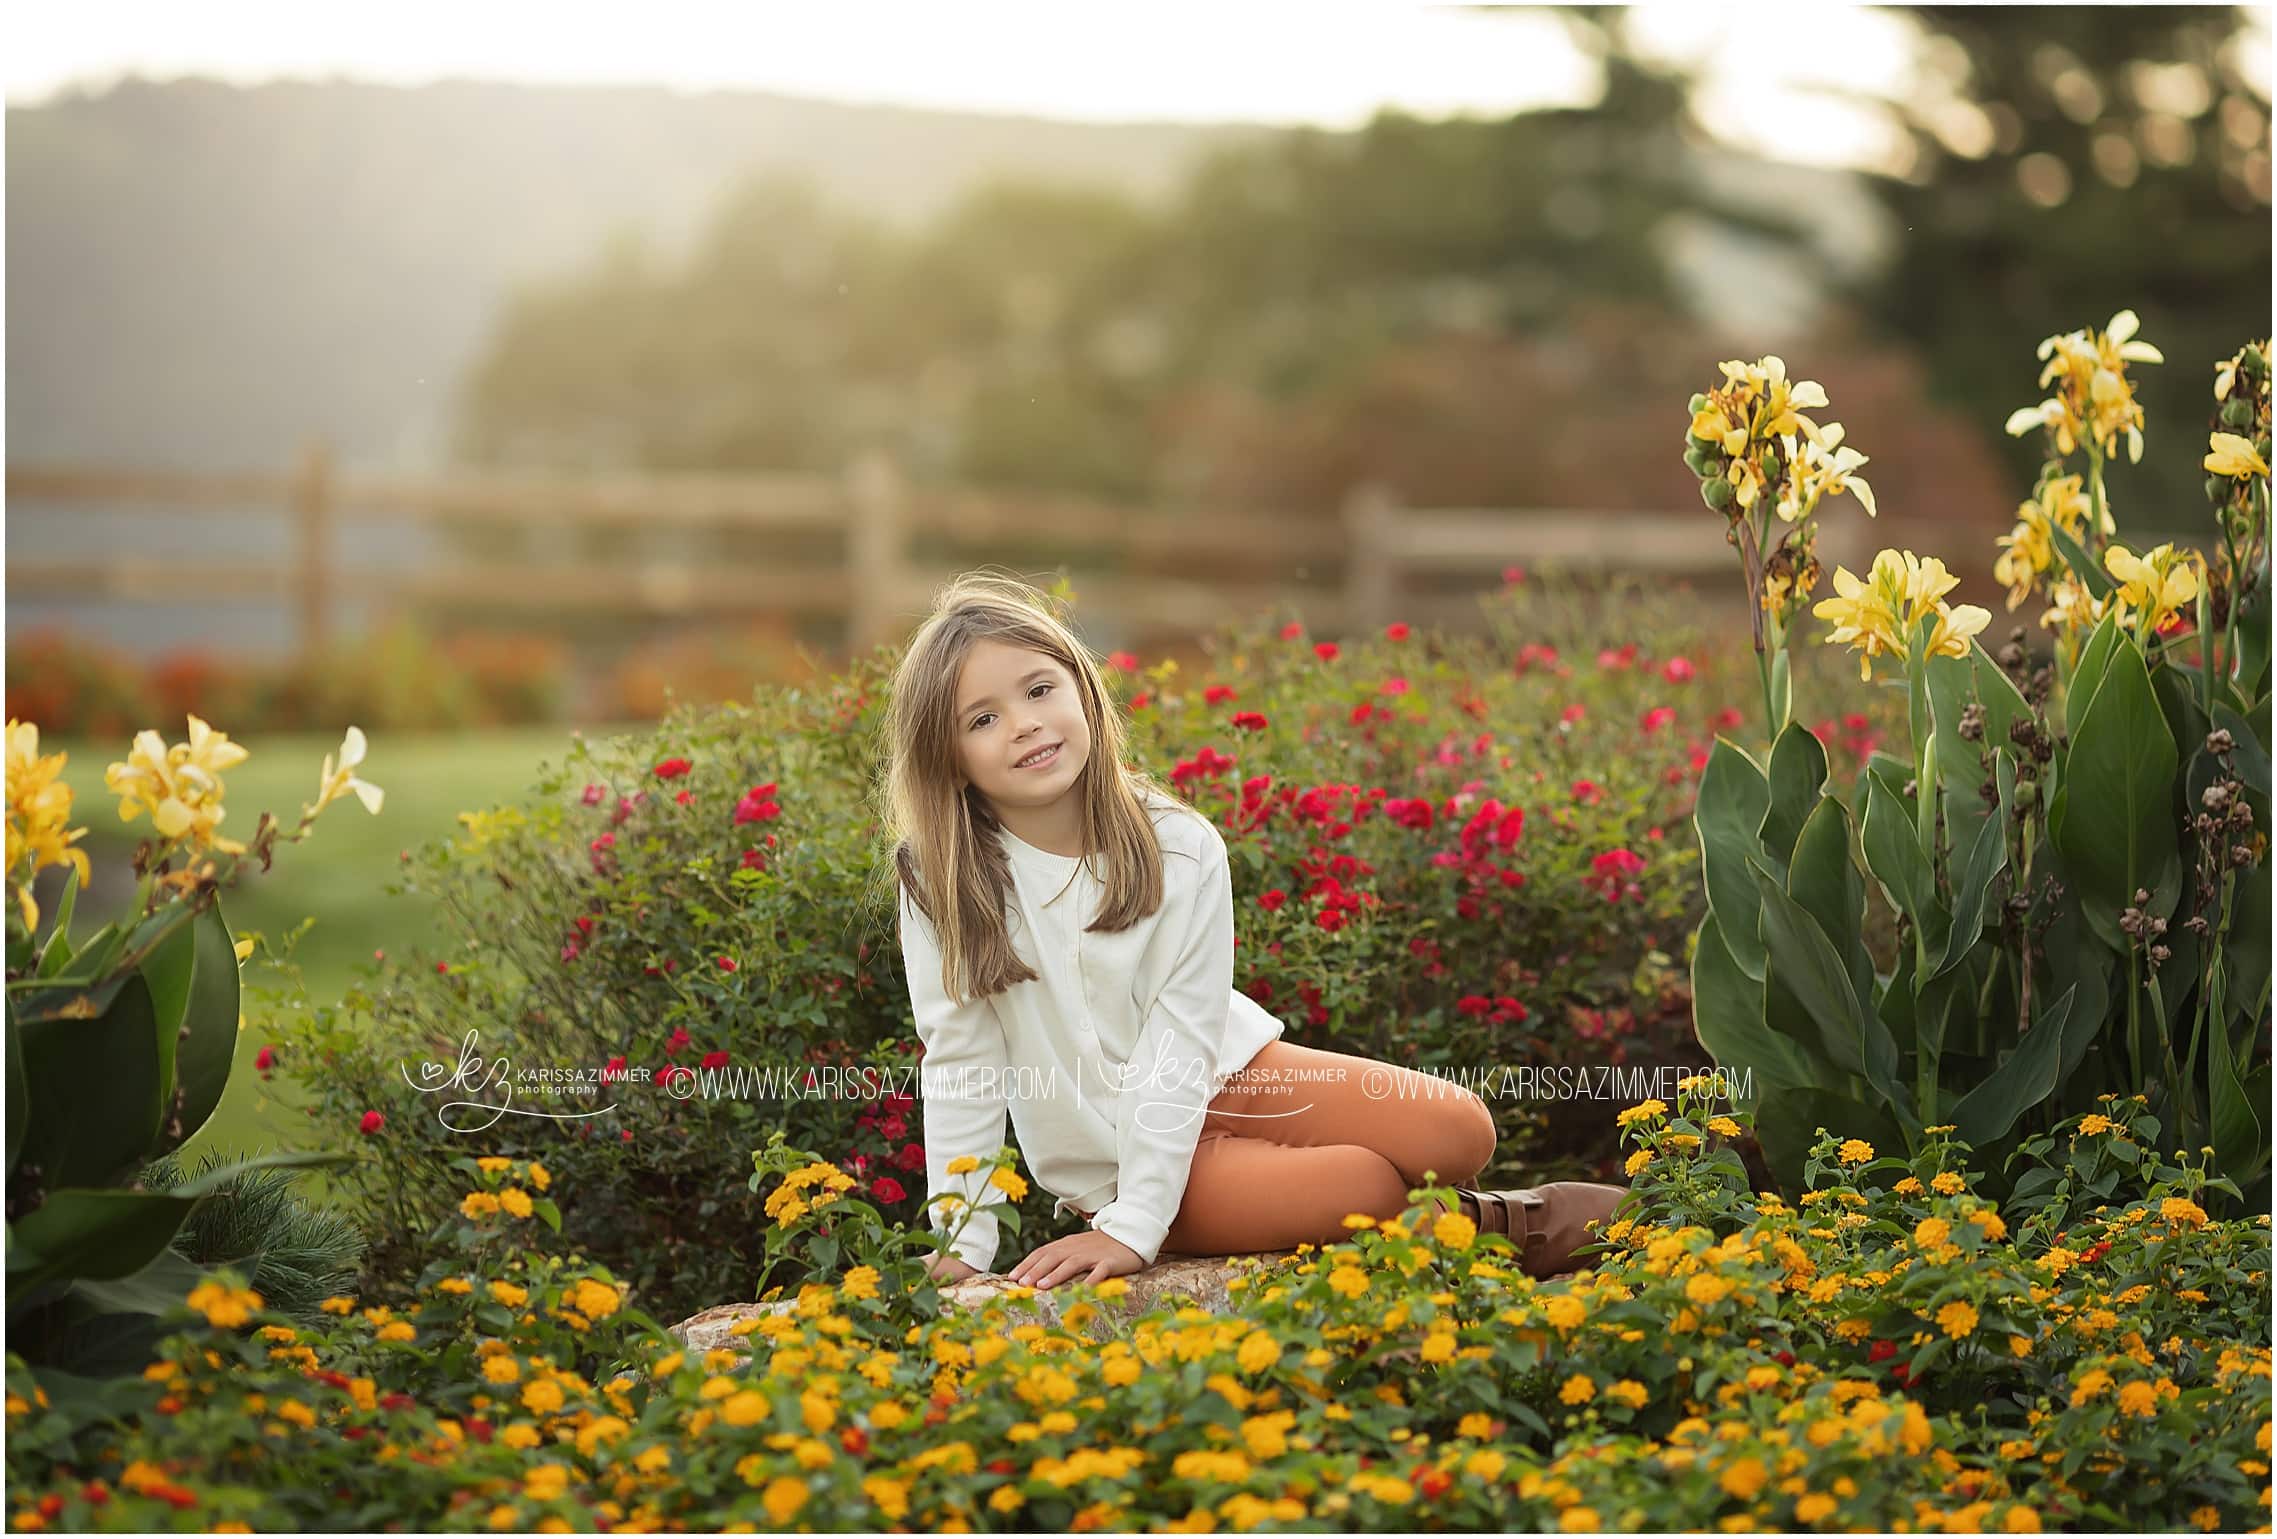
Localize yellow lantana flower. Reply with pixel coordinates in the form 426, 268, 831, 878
187, 1281, 264, 1329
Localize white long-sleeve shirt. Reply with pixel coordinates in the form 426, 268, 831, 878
899, 797, 1285, 1271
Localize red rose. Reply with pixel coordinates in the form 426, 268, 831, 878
1106, 651, 1139, 671
717, 956, 737, 973
1868, 1339, 1898, 1363
1258, 890, 1288, 911
701, 1051, 731, 1070
740, 848, 767, 871
1231, 711, 1268, 731
359, 1110, 385, 1135
1313, 641, 1340, 662
666, 1026, 692, 1054
1384, 622, 1411, 641
1640, 706, 1677, 733
653, 757, 693, 779
1280, 622, 1304, 640
1315, 908, 1347, 933
871, 1176, 907, 1203
896, 1142, 925, 1172
1204, 684, 1238, 704
1663, 656, 1696, 683
255, 1045, 276, 1071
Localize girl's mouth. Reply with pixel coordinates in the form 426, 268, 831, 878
1013, 742, 1062, 771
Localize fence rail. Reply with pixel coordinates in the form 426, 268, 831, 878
8, 443, 1790, 657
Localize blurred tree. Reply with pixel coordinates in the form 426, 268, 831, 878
1853, 5, 2271, 535
449, 3, 2265, 551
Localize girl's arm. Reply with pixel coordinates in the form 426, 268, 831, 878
899, 889, 1014, 1275
1086, 832, 1236, 1268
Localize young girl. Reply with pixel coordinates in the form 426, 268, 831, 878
882, 575, 1625, 1291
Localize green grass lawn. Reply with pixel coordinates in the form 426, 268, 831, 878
40, 723, 648, 1164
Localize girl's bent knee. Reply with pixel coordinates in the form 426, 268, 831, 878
1445, 1092, 1497, 1183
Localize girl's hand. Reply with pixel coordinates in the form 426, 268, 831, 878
920, 1252, 983, 1285
1008, 1231, 1145, 1290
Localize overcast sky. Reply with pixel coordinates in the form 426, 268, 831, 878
6, 3, 2268, 173
2, 3, 1933, 166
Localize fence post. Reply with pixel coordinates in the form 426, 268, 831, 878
291, 439, 334, 658
846, 451, 908, 655
1341, 480, 1398, 635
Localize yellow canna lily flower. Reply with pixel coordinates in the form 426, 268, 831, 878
1994, 504, 2056, 612
2016, 311, 2161, 464
2205, 432, 2270, 480
104, 715, 249, 855
2213, 341, 2266, 402
2040, 576, 2109, 638
1775, 423, 1876, 525
1813, 549, 1989, 683
6, 720, 93, 932
1753, 356, 1829, 442
312, 726, 386, 819
1921, 600, 1993, 662
2103, 543, 2203, 636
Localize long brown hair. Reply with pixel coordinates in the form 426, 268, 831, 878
879, 574, 1186, 1004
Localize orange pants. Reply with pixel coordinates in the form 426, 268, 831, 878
1079, 1037, 1498, 1257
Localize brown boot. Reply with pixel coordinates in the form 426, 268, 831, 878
1453, 1181, 1628, 1278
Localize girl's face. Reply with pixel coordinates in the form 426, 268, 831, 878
951, 639, 1093, 814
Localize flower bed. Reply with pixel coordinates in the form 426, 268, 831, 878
268, 576, 1904, 1324
7, 1090, 2267, 1533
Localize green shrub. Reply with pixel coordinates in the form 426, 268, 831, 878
142, 1151, 366, 1327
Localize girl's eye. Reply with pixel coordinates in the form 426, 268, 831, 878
969, 683, 1051, 730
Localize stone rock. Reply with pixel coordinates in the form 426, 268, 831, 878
670, 1249, 1305, 1358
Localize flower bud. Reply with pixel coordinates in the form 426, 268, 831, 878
1684, 446, 1719, 478
2259, 436, 2272, 463
2013, 778, 2038, 810
1701, 478, 1735, 512
2208, 475, 2232, 505
1688, 392, 1711, 416
2207, 729, 2235, 757
2247, 347, 2271, 382
2223, 397, 2255, 429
